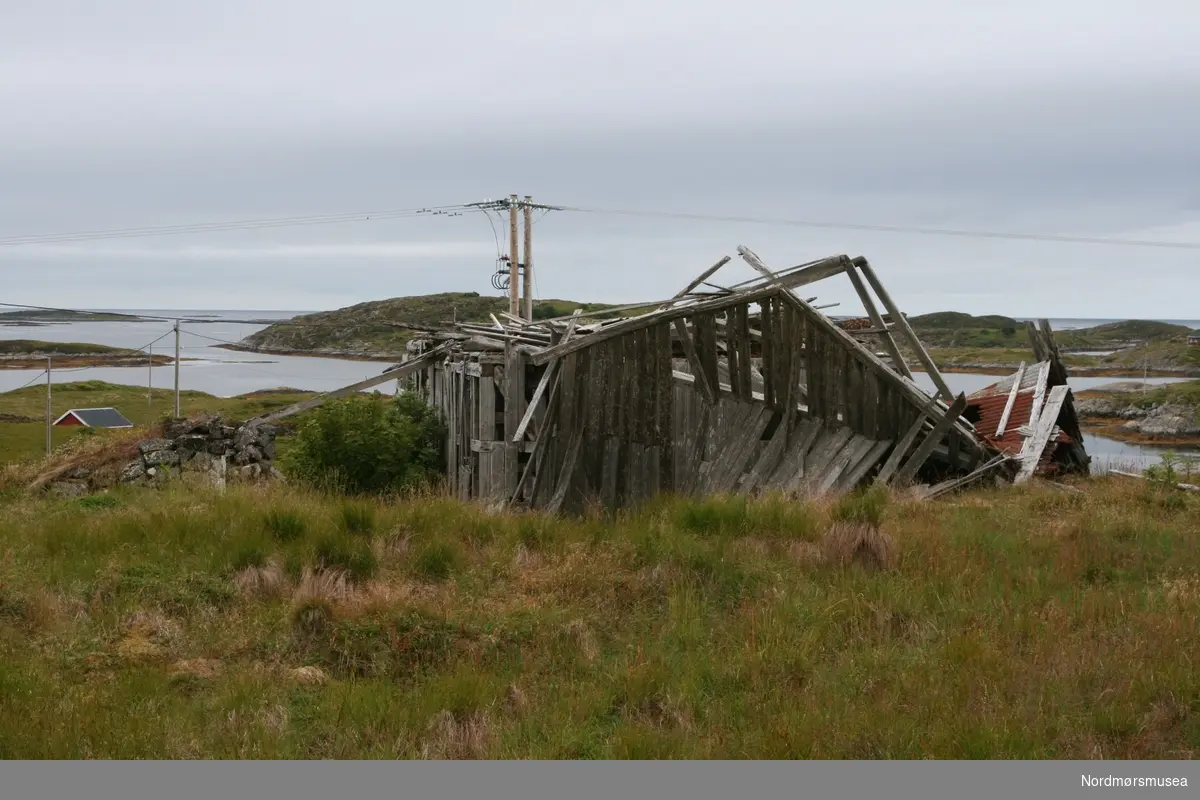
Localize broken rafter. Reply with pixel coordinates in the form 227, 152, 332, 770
252, 342, 452, 424
891, 393, 969, 486
843, 262, 913, 380
669, 255, 733, 300
995, 361, 1026, 438
851, 256, 953, 403
529, 284, 782, 366
510, 310, 583, 443
1015, 384, 1070, 484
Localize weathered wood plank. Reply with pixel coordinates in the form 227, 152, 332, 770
601, 436, 620, 507
837, 438, 893, 491
735, 304, 753, 400
706, 404, 773, 494
1016, 384, 1070, 483
844, 264, 913, 379
673, 319, 716, 405
544, 424, 585, 514
793, 426, 855, 495
817, 434, 875, 495
509, 310, 583, 443
503, 345, 528, 495
654, 322, 675, 492
1027, 361, 1051, 433
892, 393, 969, 486
876, 412, 928, 486
853, 257, 952, 401
693, 312, 721, 400
529, 284, 782, 365
253, 342, 451, 423
995, 361, 1027, 438
765, 417, 822, 490
725, 312, 741, 401
669, 255, 733, 300
760, 297, 777, 408
743, 416, 789, 493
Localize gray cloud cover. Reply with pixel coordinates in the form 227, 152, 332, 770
2, 1, 1197, 318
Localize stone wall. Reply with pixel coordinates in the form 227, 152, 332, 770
46, 415, 282, 498
120, 416, 280, 486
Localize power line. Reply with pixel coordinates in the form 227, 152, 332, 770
0, 205, 472, 247
555, 205, 1200, 251
11, 369, 48, 391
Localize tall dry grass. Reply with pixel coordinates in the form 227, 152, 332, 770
0, 477, 1197, 758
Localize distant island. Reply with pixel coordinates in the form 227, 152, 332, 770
0, 309, 137, 325
0, 340, 182, 370
900, 313, 1199, 378
219, 292, 630, 361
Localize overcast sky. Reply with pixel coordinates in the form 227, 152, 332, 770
2, 1, 1198, 319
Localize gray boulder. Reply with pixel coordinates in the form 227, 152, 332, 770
144, 449, 181, 467
50, 481, 89, 498
138, 439, 173, 455
120, 461, 146, 482
175, 435, 208, 452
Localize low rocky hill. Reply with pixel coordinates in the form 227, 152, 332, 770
234, 292, 615, 358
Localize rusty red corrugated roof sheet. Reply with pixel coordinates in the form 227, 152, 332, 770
968, 387, 1073, 458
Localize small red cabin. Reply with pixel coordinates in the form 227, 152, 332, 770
52, 407, 134, 429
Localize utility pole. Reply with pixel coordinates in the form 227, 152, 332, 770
173, 319, 181, 418
45, 357, 52, 456
508, 194, 520, 316
522, 196, 534, 321
148, 343, 153, 417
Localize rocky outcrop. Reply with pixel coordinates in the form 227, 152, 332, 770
1120, 405, 1200, 439
1075, 395, 1200, 440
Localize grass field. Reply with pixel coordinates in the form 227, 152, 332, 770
1, 477, 1198, 758
0, 381, 315, 465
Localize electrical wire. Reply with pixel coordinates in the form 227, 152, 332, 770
11, 369, 49, 390
0, 204, 474, 247
554, 205, 1200, 251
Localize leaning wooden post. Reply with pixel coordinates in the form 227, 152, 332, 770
892, 393, 969, 486
853, 257, 954, 402
503, 343, 527, 495
843, 263, 913, 379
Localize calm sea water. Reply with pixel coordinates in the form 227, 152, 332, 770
3, 311, 1197, 471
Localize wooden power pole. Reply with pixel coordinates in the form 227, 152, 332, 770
508, 194, 520, 316
173, 320, 181, 418
45, 357, 52, 456
522, 196, 534, 321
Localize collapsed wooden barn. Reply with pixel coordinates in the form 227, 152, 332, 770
391, 247, 1090, 513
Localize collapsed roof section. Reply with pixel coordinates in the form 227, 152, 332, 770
392, 247, 1089, 512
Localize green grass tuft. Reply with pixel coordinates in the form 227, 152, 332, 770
312, 534, 378, 583
410, 538, 465, 583
339, 502, 376, 536
264, 509, 307, 542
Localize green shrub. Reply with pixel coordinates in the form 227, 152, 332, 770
264, 509, 307, 542
281, 392, 446, 495
313, 534, 378, 582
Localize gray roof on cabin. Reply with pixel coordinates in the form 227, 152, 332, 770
58, 407, 134, 428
